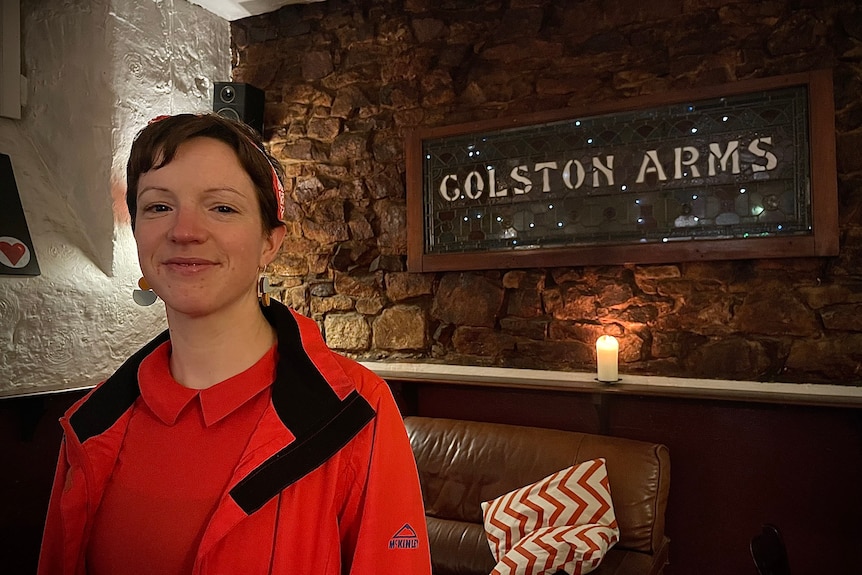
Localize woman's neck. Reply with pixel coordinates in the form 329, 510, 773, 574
164, 297, 277, 390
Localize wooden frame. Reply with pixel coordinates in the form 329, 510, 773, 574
406, 69, 838, 272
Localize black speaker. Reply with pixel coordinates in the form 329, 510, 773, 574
213, 82, 265, 135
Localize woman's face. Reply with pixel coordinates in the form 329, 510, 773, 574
134, 137, 285, 319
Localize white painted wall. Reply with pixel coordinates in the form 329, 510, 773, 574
0, 0, 230, 396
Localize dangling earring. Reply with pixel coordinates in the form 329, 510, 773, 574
257, 269, 272, 307
133, 277, 157, 306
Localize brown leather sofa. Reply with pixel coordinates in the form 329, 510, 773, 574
405, 416, 671, 575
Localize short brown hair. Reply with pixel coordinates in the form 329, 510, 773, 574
126, 113, 284, 233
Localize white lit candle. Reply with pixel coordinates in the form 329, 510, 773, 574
596, 335, 619, 382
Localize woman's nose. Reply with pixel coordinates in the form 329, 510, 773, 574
167, 207, 207, 242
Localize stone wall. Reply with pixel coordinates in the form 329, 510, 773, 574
231, 0, 862, 384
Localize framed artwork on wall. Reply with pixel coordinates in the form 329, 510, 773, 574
0, 153, 40, 276
405, 69, 838, 272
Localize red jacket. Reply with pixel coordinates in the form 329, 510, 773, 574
38, 301, 432, 575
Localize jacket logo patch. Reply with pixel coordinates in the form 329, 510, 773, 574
388, 523, 419, 549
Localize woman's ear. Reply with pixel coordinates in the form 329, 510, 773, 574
260, 223, 287, 267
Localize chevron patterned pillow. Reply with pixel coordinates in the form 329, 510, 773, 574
481, 458, 620, 575
488, 523, 618, 575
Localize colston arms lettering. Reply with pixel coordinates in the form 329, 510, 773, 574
436, 137, 778, 202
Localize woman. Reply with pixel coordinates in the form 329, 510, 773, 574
38, 113, 432, 575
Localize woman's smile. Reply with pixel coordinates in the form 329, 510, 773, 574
162, 257, 219, 273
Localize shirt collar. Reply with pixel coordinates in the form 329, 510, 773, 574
138, 341, 277, 427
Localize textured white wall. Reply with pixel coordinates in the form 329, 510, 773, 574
0, 0, 230, 396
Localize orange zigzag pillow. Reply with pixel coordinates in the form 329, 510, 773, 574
481, 458, 619, 575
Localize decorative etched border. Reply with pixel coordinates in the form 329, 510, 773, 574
406, 70, 838, 272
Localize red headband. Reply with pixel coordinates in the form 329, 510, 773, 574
269, 162, 286, 222
147, 114, 285, 221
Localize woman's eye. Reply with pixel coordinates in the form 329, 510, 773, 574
145, 203, 170, 212
215, 205, 237, 214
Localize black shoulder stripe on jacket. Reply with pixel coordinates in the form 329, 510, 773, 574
265, 300, 352, 439
227, 301, 376, 514
69, 330, 169, 443
229, 389, 375, 514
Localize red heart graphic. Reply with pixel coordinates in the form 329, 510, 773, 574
0, 241, 26, 266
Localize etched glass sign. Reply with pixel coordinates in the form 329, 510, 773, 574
421, 86, 810, 255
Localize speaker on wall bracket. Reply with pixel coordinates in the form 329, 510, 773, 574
213, 82, 265, 136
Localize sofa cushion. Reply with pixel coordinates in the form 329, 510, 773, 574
427, 516, 496, 575
490, 524, 618, 575
481, 459, 618, 563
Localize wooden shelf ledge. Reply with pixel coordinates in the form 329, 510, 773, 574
361, 361, 862, 409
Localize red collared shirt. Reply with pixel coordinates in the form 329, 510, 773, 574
87, 341, 276, 575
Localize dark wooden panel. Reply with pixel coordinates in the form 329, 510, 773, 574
411, 382, 602, 433
0, 391, 81, 574
609, 395, 862, 574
